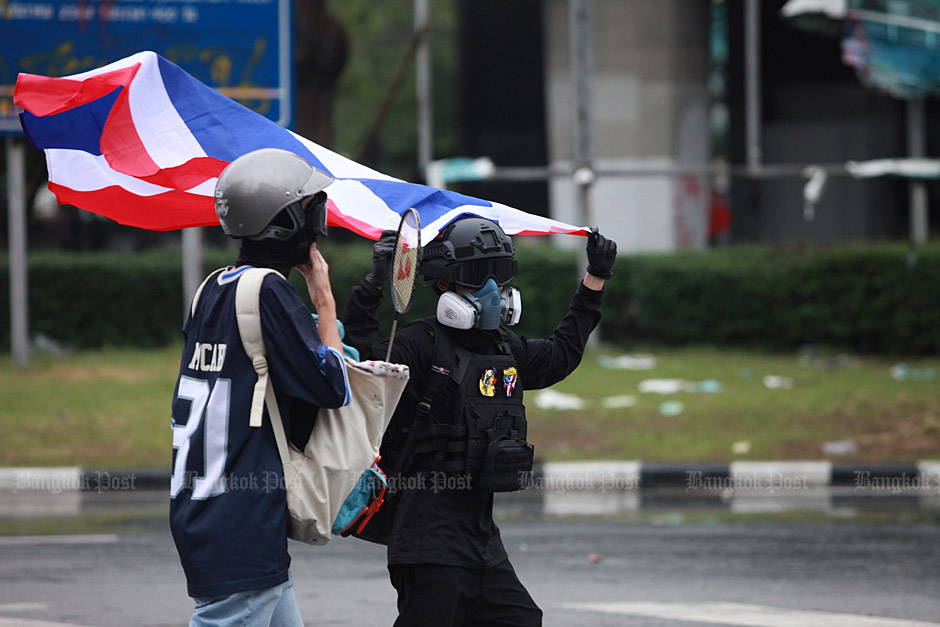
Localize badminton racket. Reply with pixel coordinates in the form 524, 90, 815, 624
386, 208, 421, 361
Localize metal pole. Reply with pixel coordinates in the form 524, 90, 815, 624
569, 0, 595, 227
569, 0, 598, 345
7, 137, 29, 369
745, 0, 762, 170
182, 227, 204, 320
907, 98, 929, 245
415, 0, 433, 182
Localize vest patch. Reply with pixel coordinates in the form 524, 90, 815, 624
503, 367, 517, 396
479, 368, 496, 397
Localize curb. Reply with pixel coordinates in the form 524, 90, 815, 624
538, 460, 940, 491
1, 461, 939, 493
0, 467, 168, 493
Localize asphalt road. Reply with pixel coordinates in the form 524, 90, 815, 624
1, 492, 939, 627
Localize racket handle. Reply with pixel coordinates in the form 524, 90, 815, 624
385, 317, 399, 362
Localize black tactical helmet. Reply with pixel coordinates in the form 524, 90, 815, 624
421, 217, 517, 288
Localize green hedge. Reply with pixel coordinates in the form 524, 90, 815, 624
0, 241, 579, 351
605, 242, 940, 354
1, 241, 939, 354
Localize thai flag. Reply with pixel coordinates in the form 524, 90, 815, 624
14, 51, 586, 241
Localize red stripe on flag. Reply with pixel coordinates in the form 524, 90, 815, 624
137, 157, 228, 190
326, 200, 384, 240
14, 65, 139, 115
48, 182, 219, 231
513, 227, 589, 236
97, 65, 163, 178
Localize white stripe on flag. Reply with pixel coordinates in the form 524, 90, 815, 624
326, 179, 405, 228
184, 178, 218, 196
129, 53, 208, 168
294, 133, 397, 182
47, 150, 170, 196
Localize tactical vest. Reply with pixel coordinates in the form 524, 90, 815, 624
408, 322, 534, 492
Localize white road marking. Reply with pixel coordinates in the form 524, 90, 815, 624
0, 534, 119, 546
0, 603, 47, 612
561, 602, 940, 627
0, 618, 101, 627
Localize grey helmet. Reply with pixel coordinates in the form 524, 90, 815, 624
214, 148, 334, 240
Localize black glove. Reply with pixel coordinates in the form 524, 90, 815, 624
365, 230, 397, 288
586, 227, 617, 280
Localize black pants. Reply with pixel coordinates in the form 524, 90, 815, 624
389, 559, 542, 627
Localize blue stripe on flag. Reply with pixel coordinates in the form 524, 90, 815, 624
156, 55, 332, 173
20, 87, 122, 155
357, 179, 491, 221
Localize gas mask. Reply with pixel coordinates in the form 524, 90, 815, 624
436, 278, 522, 330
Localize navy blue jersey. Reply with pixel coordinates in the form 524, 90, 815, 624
170, 266, 349, 598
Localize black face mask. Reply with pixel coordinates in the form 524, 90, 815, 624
236, 235, 304, 277
236, 193, 329, 275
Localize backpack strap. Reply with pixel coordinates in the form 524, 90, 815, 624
391, 321, 454, 475
189, 268, 226, 318
234, 267, 280, 428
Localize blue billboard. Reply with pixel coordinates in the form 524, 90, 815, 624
0, 0, 293, 134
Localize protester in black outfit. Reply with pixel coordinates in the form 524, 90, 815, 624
343, 217, 617, 627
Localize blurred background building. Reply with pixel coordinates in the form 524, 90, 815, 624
454, 0, 938, 252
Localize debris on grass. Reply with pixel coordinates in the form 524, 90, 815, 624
659, 401, 684, 416
822, 438, 859, 456
639, 379, 723, 394
602, 395, 637, 409
599, 353, 656, 370
534, 389, 586, 411
890, 363, 936, 382
763, 375, 794, 390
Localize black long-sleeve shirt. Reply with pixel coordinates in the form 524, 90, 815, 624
343, 278, 604, 567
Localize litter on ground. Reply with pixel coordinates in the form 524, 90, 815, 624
602, 395, 637, 409
763, 375, 794, 389
822, 439, 859, 456
534, 389, 586, 411
638, 379, 723, 394
659, 401, 684, 416
890, 363, 936, 381
599, 354, 657, 370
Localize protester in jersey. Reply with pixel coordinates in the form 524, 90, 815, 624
170, 148, 349, 627
343, 217, 617, 626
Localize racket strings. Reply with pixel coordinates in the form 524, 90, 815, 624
389, 210, 421, 315
391, 239, 418, 312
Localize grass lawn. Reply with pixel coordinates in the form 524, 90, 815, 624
530, 347, 940, 463
1, 345, 938, 468
1, 347, 181, 468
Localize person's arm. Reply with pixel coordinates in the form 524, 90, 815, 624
516, 228, 617, 389
582, 272, 606, 292
260, 273, 349, 409
296, 241, 342, 355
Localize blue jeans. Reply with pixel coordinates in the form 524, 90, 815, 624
190, 572, 303, 627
